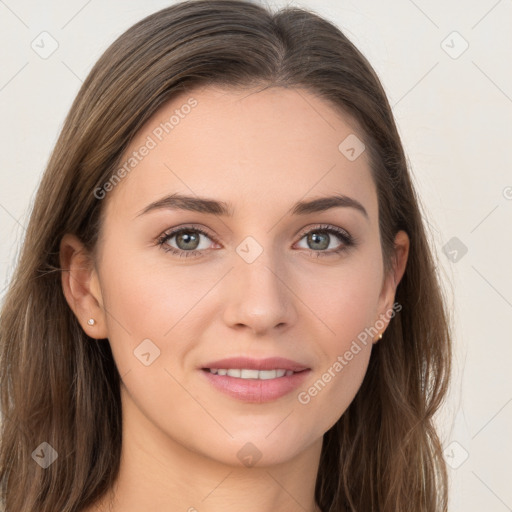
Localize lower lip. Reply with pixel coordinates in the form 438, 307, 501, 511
200, 369, 311, 403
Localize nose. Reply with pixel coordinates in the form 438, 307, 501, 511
222, 248, 298, 336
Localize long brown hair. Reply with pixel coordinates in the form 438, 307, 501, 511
0, 1, 452, 510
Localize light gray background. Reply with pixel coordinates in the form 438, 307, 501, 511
1, 1, 511, 510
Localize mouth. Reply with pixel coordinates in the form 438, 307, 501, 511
199, 357, 311, 403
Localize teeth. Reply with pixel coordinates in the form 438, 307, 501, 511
208, 368, 295, 379
240, 369, 259, 379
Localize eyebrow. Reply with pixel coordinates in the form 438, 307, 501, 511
135, 192, 369, 220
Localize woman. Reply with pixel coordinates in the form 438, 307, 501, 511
0, 1, 452, 511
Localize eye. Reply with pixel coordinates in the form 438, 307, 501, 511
295, 224, 355, 257
157, 225, 217, 258
156, 223, 356, 259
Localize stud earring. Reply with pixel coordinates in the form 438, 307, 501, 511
87, 318, 96, 326
378, 332, 383, 340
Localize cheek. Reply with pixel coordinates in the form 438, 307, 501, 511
99, 241, 211, 336
97, 240, 229, 387
96, 247, 205, 432
297, 318, 374, 437
95, 240, 181, 372
293, 255, 381, 428
310, 344, 372, 435
299, 254, 383, 340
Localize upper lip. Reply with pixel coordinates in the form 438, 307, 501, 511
201, 357, 310, 372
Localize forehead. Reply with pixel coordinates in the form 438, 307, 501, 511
103, 84, 377, 222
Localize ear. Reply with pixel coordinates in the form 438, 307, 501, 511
60, 233, 108, 339
373, 230, 409, 343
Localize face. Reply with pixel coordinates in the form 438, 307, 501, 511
79, 85, 406, 467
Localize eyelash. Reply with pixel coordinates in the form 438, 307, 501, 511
156, 223, 356, 259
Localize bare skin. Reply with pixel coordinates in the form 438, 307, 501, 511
61, 84, 409, 512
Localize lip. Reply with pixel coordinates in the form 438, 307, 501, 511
199, 357, 311, 403
200, 369, 311, 403
200, 356, 310, 372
